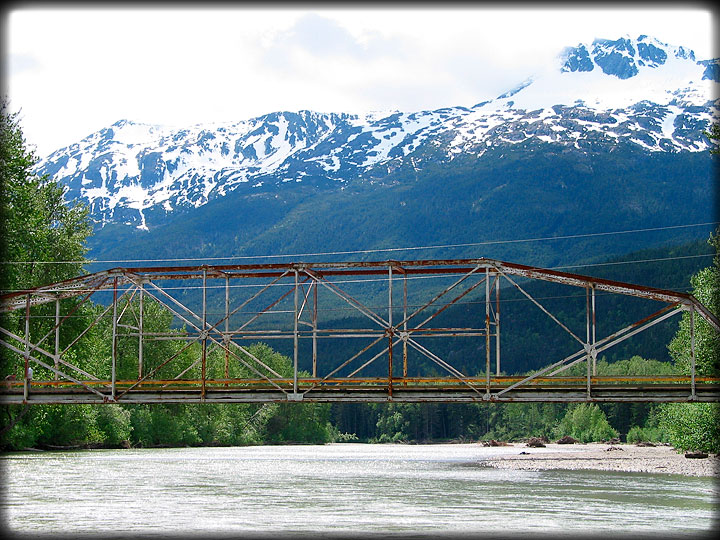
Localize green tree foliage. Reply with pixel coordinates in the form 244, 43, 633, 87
1, 103, 93, 378
668, 269, 719, 377
374, 404, 411, 442
659, 229, 720, 453
38, 405, 105, 446
95, 405, 133, 446
591, 356, 678, 439
0, 102, 91, 293
474, 402, 564, 442
99, 295, 201, 382
264, 402, 332, 443
625, 406, 669, 444
236, 344, 333, 444
554, 403, 618, 443
1, 405, 48, 449
364, 401, 569, 444
1, 102, 96, 449
595, 355, 680, 377
658, 402, 720, 453
705, 122, 720, 155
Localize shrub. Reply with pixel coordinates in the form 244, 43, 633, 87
96, 405, 132, 446
658, 403, 720, 453
626, 425, 667, 444
554, 403, 618, 443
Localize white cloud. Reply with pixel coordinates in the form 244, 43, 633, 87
4, 6, 714, 157
6, 52, 42, 76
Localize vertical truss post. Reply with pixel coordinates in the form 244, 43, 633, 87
690, 307, 696, 400
591, 285, 597, 376
312, 281, 318, 378
111, 277, 118, 400
23, 295, 30, 402
586, 286, 591, 399
403, 271, 408, 382
54, 297, 60, 383
495, 274, 500, 376
201, 269, 207, 401
293, 269, 299, 396
138, 282, 144, 379
388, 265, 394, 399
485, 268, 491, 397
224, 275, 230, 384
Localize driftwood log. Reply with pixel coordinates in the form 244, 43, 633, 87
526, 437, 547, 448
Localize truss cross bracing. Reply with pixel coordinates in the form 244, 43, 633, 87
1, 259, 718, 405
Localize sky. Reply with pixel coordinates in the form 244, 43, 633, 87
3, 5, 716, 157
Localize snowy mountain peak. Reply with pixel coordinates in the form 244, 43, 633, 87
560, 35, 696, 79
488, 35, 715, 112
35, 36, 719, 231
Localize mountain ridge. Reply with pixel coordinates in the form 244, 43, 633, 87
35, 34, 719, 232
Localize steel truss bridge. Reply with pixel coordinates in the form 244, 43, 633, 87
1, 258, 718, 405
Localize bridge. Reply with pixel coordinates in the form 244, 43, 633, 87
1, 258, 718, 405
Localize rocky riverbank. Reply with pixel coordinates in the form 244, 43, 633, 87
480, 442, 720, 477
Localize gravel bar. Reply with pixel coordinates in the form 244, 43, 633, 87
480, 442, 720, 477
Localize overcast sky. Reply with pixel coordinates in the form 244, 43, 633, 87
4, 5, 716, 157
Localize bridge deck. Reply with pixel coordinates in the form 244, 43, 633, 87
3, 376, 718, 404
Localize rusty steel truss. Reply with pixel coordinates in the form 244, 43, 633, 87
1, 258, 718, 405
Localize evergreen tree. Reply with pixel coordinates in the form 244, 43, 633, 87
1, 101, 91, 293
1, 101, 93, 449
705, 122, 720, 155
554, 403, 618, 443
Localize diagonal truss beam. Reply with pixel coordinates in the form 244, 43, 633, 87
127, 280, 289, 394
495, 303, 683, 397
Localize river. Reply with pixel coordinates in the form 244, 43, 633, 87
1, 443, 717, 536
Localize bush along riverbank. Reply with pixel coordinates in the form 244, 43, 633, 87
2, 384, 717, 455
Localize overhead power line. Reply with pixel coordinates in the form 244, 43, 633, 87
1, 221, 717, 266
552, 253, 715, 270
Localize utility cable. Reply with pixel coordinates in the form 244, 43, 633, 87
1, 221, 716, 265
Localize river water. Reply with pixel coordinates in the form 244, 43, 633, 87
1, 443, 717, 536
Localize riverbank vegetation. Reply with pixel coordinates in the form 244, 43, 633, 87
1, 328, 716, 452
1, 104, 718, 453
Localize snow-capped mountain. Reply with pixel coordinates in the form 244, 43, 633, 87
36, 35, 719, 231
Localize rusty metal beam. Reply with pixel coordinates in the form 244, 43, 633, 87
1, 258, 718, 405
2, 380, 718, 404
3, 258, 715, 328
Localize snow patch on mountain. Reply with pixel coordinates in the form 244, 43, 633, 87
35, 35, 719, 230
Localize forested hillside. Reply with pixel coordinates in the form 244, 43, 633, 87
84, 142, 716, 273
